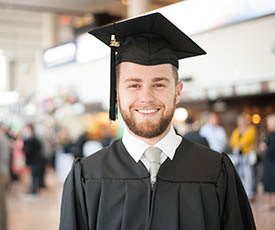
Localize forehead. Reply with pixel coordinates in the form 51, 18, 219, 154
117, 62, 175, 81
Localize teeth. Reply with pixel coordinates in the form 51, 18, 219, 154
138, 109, 158, 114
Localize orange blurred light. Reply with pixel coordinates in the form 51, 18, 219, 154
60, 16, 71, 25
252, 114, 261, 124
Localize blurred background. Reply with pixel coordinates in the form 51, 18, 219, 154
0, 0, 275, 229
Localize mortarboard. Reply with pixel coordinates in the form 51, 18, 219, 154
89, 12, 206, 121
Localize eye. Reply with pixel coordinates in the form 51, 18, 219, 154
153, 83, 165, 88
128, 84, 140, 89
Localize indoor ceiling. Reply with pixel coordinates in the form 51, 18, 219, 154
0, 0, 122, 15
0, 0, 182, 59
0, 0, 182, 15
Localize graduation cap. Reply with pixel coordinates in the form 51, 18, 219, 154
89, 12, 206, 121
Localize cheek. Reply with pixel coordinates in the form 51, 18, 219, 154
164, 88, 177, 101
118, 89, 134, 107
158, 94, 175, 108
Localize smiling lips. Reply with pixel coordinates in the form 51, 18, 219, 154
135, 108, 160, 115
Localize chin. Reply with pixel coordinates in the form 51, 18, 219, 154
127, 116, 171, 139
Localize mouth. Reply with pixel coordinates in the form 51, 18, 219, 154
135, 108, 160, 116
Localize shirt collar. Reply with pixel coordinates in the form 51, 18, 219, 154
154, 126, 182, 161
122, 126, 182, 163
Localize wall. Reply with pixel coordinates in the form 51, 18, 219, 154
180, 14, 275, 89
37, 55, 110, 109
9, 58, 37, 96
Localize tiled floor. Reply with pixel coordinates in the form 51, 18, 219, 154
7, 168, 62, 230
6, 169, 275, 230
251, 189, 275, 230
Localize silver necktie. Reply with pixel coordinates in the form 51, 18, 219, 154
144, 147, 162, 187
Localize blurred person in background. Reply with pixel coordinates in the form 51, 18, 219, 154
259, 114, 275, 211
11, 130, 28, 190
183, 117, 209, 147
60, 13, 255, 230
0, 174, 7, 230
230, 113, 257, 202
82, 140, 102, 158
57, 127, 75, 155
0, 123, 11, 230
54, 127, 75, 183
74, 131, 89, 158
23, 123, 43, 194
200, 112, 227, 152
100, 125, 115, 147
37, 123, 55, 189
1, 125, 17, 185
82, 130, 103, 158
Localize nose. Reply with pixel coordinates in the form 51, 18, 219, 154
139, 85, 155, 103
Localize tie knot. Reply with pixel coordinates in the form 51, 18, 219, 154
144, 147, 161, 163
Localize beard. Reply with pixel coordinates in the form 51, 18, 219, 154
119, 98, 176, 139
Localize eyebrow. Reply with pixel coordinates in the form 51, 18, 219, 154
152, 77, 170, 82
123, 77, 170, 83
124, 78, 142, 83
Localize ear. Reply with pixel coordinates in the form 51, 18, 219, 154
175, 80, 183, 105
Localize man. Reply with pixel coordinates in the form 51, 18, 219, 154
23, 123, 43, 194
60, 13, 255, 230
183, 117, 209, 147
200, 112, 227, 152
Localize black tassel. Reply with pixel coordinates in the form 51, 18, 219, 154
109, 29, 120, 121
109, 45, 117, 121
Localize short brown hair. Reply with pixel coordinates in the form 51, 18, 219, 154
117, 64, 179, 85
172, 65, 179, 85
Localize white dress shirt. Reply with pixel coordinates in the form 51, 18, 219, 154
122, 126, 182, 172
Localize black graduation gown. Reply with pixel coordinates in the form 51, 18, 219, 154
59, 138, 256, 230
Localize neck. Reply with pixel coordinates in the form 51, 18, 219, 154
127, 124, 172, 146
240, 125, 248, 134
